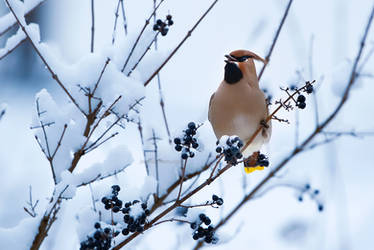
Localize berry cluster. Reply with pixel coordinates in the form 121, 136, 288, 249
216, 136, 243, 165
153, 14, 174, 36
101, 185, 123, 212
297, 183, 324, 212
174, 122, 199, 159
121, 200, 150, 235
211, 194, 224, 206
191, 214, 218, 244
80, 223, 118, 250
256, 153, 269, 167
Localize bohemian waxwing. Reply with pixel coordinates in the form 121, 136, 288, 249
208, 49, 271, 168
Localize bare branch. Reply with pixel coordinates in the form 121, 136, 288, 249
258, 0, 293, 80
90, 0, 95, 53
144, 0, 219, 86
121, 0, 166, 72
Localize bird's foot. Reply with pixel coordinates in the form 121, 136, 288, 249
243, 151, 269, 174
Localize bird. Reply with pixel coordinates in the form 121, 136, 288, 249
208, 49, 271, 173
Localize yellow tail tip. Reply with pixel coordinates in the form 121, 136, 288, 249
244, 166, 265, 174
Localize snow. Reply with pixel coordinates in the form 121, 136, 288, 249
0, 216, 40, 250
0, 27, 25, 59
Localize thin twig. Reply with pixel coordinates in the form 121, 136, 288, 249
85, 132, 119, 153
112, 0, 121, 44
176, 159, 188, 201
144, 0, 219, 86
150, 129, 161, 196
92, 58, 111, 96
127, 32, 160, 76
120, 0, 128, 35
121, 0, 166, 72
152, 218, 191, 227
257, 0, 293, 80
137, 119, 150, 175
51, 124, 68, 159
90, 0, 95, 53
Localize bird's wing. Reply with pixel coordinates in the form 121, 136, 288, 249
208, 93, 215, 122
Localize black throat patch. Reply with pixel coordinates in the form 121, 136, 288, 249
224, 62, 243, 84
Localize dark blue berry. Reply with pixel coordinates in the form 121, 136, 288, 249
145, 209, 150, 216
199, 214, 206, 221
190, 222, 196, 229
298, 196, 303, 202
153, 24, 159, 31
122, 228, 129, 235
216, 146, 222, 153
101, 197, 108, 204
204, 217, 211, 225
188, 122, 196, 130
104, 228, 111, 234
297, 95, 306, 103
141, 203, 147, 209
192, 143, 199, 149
94, 222, 101, 229
297, 102, 306, 109
156, 19, 163, 25
175, 145, 182, 152
306, 84, 313, 94
93, 231, 101, 240
305, 184, 311, 190
166, 14, 172, 20
181, 153, 188, 159
216, 198, 224, 206
314, 189, 320, 195
112, 206, 120, 213
167, 20, 174, 26
112, 185, 120, 192
212, 195, 219, 201
174, 138, 181, 144
318, 204, 324, 212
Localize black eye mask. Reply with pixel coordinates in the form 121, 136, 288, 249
231, 55, 253, 62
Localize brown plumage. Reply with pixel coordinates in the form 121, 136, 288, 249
208, 49, 271, 158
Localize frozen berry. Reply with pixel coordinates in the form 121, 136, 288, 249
166, 14, 172, 20
145, 209, 150, 216
189, 152, 195, 158
193, 233, 199, 240
161, 27, 168, 36
192, 143, 199, 149
112, 185, 120, 192
318, 204, 324, 212
136, 226, 144, 233
204, 217, 211, 225
175, 145, 182, 152
94, 222, 101, 229
122, 207, 130, 214
205, 237, 213, 243
122, 228, 129, 235
167, 20, 174, 26
101, 197, 108, 204
112, 206, 120, 213
216, 146, 222, 153
216, 198, 224, 206
181, 153, 188, 159
199, 214, 206, 221
314, 189, 320, 195
305, 184, 311, 190
190, 222, 196, 229
141, 203, 147, 209
156, 19, 163, 25
104, 228, 111, 234
297, 102, 306, 109
306, 84, 313, 94
174, 138, 181, 144
125, 202, 131, 208
297, 95, 306, 103
188, 122, 196, 130
212, 195, 219, 201
298, 196, 303, 202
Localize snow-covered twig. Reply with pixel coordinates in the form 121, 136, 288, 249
4, 0, 86, 116
0, 28, 26, 60
0, 0, 45, 37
